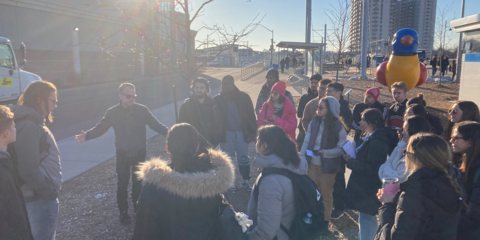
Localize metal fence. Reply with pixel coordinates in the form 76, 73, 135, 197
241, 62, 264, 81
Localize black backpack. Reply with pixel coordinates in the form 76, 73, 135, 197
6, 116, 48, 186
253, 168, 328, 240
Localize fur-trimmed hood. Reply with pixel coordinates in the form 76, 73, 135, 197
136, 149, 235, 199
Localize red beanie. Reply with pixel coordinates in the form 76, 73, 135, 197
365, 87, 380, 101
271, 81, 286, 96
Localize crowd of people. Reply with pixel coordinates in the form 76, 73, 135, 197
0, 67, 479, 240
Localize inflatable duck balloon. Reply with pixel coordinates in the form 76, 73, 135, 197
376, 28, 427, 91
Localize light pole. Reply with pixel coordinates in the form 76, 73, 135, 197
360, 0, 369, 80
455, 0, 465, 82
258, 24, 274, 68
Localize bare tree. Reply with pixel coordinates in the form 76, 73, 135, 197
96, 0, 264, 82
325, 0, 351, 81
434, 2, 457, 85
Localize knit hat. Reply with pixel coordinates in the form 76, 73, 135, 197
222, 75, 235, 85
271, 81, 286, 96
324, 96, 341, 119
365, 87, 380, 101
265, 68, 279, 80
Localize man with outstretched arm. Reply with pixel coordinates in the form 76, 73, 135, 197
75, 82, 168, 224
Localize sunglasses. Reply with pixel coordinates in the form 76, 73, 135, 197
405, 151, 415, 159
450, 136, 466, 143
448, 109, 458, 115
122, 93, 137, 100
271, 92, 280, 96
48, 99, 58, 106
317, 105, 326, 111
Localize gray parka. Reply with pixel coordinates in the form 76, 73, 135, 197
247, 153, 308, 240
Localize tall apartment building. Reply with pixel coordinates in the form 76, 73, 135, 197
350, 0, 436, 56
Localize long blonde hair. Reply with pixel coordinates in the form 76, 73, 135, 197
406, 133, 463, 200
18, 81, 57, 122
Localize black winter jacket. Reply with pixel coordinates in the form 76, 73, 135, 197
214, 87, 257, 143
424, 112, 444, 136
339, 97, 353, 132
297, 88, 318, 129
85, 102, 168, 153
376, 167, 463, 240
178, 95, 217, 145
345, 127, 394, 215
0, 151, 33, 240
133, 149, 235, 240
457, 157, 480, 240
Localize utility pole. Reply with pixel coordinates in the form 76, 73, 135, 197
305, 0, 312, 74
455, 0, 465, 82
324, 24, 327, 64
169, 0, 177, 70
184, 0, 192, 80
360, 0, 369, 80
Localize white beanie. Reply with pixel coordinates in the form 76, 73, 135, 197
325, 96, 341, 119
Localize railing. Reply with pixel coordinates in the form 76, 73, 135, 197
241, 62, 264, 81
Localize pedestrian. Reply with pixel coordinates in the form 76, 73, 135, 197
292, 56, 298, 68
407, 94, 444, 136
386, 81, 408, 132
178, 78, 217, 146
255, 68, 295, 115
133, 123, 234, 240
0, 106, 33, 240
441, 56, 449, 77
214, 75, 257, 191
343, 109, 394, 240
352, 87, 388, 141
378, 116, 431, 184
451, 60, 457, 81
285, 56, 290, 70
280, 58, 285, 74
296, 74, 320, 151
375, 133, 464, 240
326, 82, 353, 220
430, 55, 438, 76
247, 125, 308, 240
420, 56, 425, 64
450, 121, 480, 240
326, 82, 353, 132
302, 79, 332, 133
300, 97, 347, 221
75, 82, 169, 224
445, 101, 480, 144
257, 81, 297, 143
9, 81, 61, 240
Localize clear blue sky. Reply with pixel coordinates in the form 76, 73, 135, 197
190, 0, 479, 51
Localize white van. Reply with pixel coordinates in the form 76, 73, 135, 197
0, 37, 41, 105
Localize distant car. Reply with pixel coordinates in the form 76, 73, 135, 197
242, 62, 252, 67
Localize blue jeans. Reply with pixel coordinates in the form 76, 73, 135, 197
358, 212, 378, 240
26, 199, 59, 240
220, 131, 251, 180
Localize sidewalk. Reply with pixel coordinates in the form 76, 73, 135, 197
59, 71, 270, 182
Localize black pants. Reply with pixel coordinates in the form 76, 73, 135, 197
452, 71, 456, 81
432, 67, 437, 76
333, 164, 346, 212
116, 148, 147, 214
